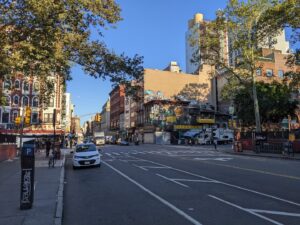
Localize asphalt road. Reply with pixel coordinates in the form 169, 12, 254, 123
63, 144, 300, 225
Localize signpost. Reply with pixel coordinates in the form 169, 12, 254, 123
20, 142, 35, 210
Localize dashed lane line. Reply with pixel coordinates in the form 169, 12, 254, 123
129, 156, 300, 207
209, 195, 283, 225
199, 161, 300, 181
103, 161, 203, 225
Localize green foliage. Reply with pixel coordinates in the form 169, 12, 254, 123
0, 0, 144, 97
234, 81, 299, 125
195, 0, 299, 131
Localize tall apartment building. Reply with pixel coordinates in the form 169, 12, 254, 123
109, 85, 125, 131
0, 74, 65, 135
185, 13, 229, 74
100, 99, 110, 133
62, 93, 74, 133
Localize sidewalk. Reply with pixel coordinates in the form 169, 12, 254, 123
159, 144, 300, 160
0, 149, 66, 225
213, 144, 300, 160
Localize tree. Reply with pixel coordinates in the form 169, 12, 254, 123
0, 0, 144, 104
234, 81, 298, 127
193, 0, 298, 132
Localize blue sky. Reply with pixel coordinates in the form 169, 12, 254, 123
67, 0, 228, 123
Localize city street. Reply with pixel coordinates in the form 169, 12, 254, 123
63, 144, 300, 225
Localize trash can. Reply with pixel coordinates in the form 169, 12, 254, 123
20, 142, 35, 210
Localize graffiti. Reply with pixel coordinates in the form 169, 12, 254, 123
21, 169, 32, 203
144, 90, 169, 103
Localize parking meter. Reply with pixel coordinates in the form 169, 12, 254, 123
20, 142, 35, 210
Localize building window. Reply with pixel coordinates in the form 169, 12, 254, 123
4, 96, 10, 106
14, 80, 20, 89
32, 97, 39, 107
256, 69, 262, 76
13, 95, 19, 105
2, 112, 10, 123
32, 112, 39, 124
23, 81, 29, 92
44, 113, 53, 123
3, 80, 11, 90
12, 111, 18, 122
266, 69, 273, 77
48, 98, 54, 107
278, 70, 284, 79
33, 82, 39, 92
22, 96, 29, 107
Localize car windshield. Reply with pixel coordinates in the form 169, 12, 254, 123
75, 145, 96, 152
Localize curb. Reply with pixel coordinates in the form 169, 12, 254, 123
225, 151, 300, 161
54, 155, 65, 225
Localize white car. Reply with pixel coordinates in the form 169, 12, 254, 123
72, 143, 101, 169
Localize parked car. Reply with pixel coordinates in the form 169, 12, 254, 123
119, 140, 130, 146
72, 143, 101, 169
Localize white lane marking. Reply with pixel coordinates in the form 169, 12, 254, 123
130, 156, 300, 207
105, 153, 112, 156
209, 195, 283, 225
173, 179, 219, 183
123, 159, 147, 162
133, 164, 148, 171
194, 157, 233, 161
112, 153, 120, 156
103, 161, 203, 225
156, 173, 189, 188
141, 166, 170, 169
250, 209, 300, 217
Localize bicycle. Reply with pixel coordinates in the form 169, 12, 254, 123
48, 151, 57, 168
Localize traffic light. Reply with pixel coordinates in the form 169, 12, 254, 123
25, 107, 31, 118
95, 113, 102, 122
15, 116, 21, 125
25, 117, 31, 125
25, 107, 31, 125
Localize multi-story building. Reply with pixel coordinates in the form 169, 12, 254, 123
185, 13, 229, 74
71, 116, 81, 134
109, 85, 125, 131
62, 93, 74, 133
100, 99, 110, 133
0, 74, 65, 136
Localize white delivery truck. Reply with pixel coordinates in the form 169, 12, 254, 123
94, 132, 105, 145
212, 128, 234, 144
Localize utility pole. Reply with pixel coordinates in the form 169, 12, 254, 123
53, 109, 57, 151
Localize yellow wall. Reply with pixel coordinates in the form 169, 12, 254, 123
144, 65, 214, 105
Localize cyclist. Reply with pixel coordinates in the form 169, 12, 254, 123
48, 149, 57, 168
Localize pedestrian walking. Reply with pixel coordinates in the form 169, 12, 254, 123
45, 140, 51, 157
213, 138, 217, 150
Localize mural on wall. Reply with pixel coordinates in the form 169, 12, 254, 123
148, 103, 191, 128
144, 90, 170, 103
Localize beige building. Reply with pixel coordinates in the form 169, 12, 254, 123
144, 63, 215, 107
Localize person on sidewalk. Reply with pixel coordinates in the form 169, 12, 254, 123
46, 140, 51, 157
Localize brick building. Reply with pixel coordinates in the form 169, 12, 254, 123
109, 85, 125, 131
0, 74, 65, 136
